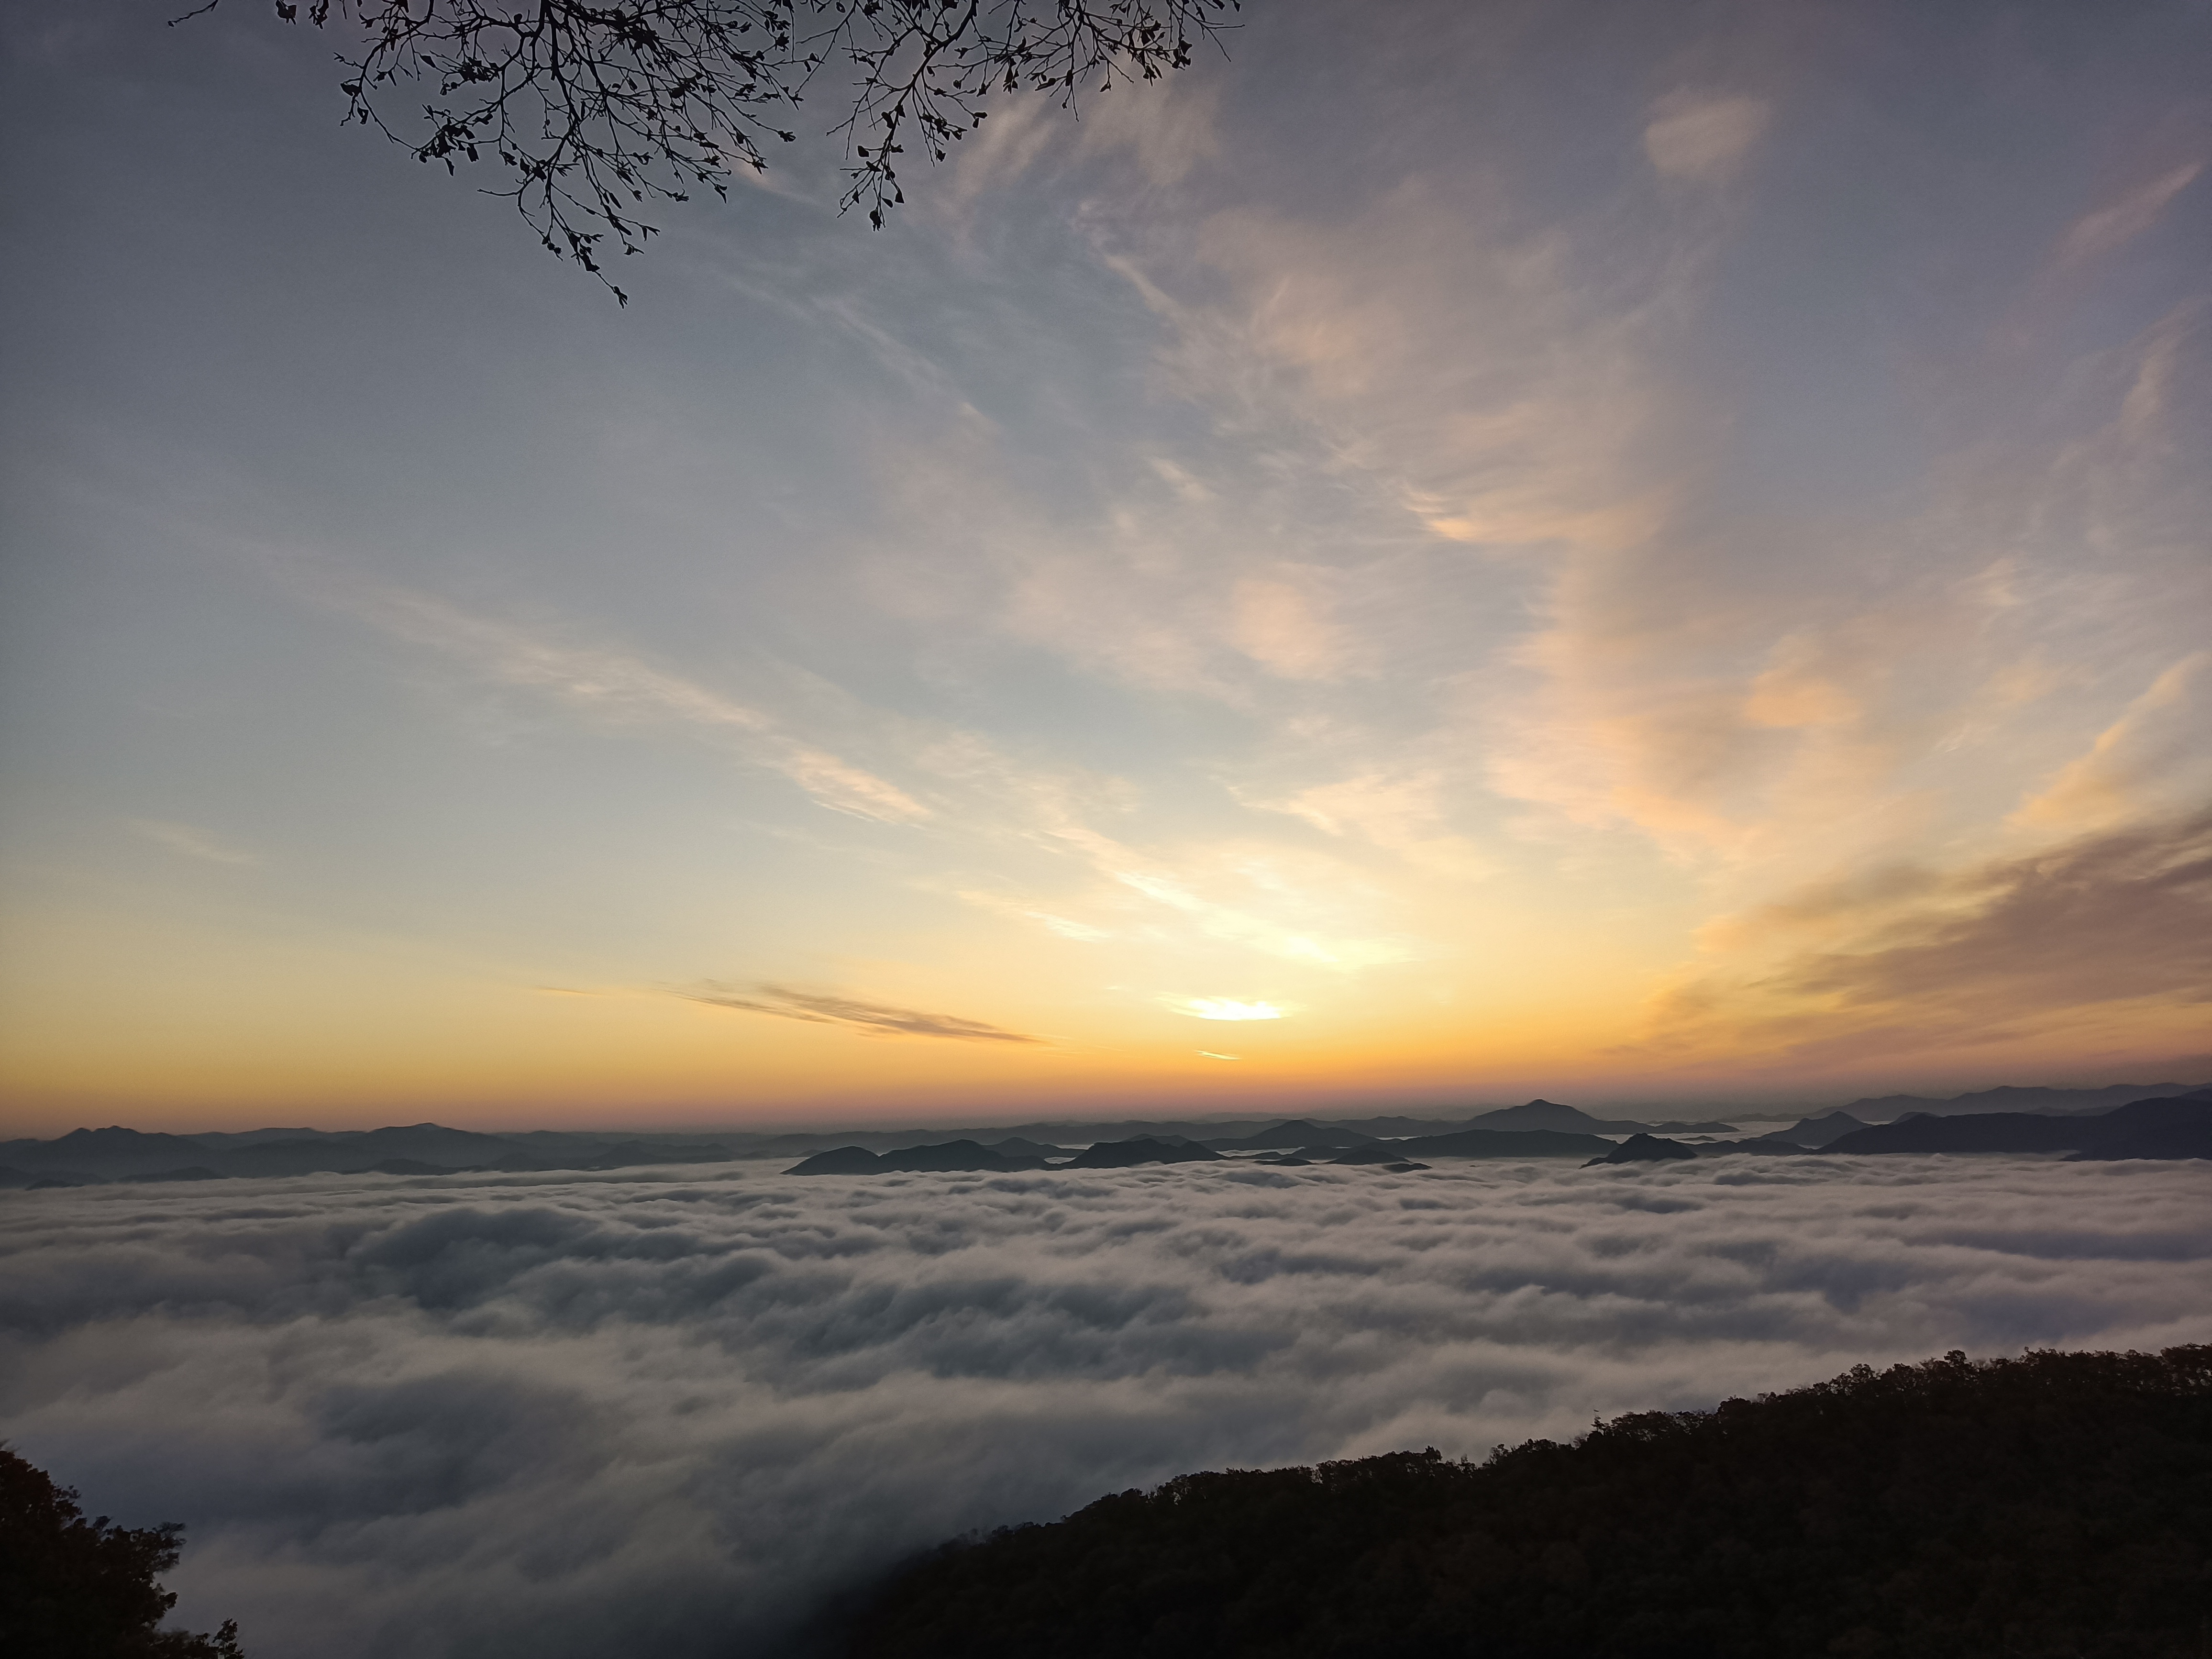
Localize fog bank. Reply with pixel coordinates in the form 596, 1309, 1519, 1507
3, 1155, 2207, 1657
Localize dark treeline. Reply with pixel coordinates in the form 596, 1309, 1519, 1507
0, 1445, 243, 1658
839, 1344, 2212, 1659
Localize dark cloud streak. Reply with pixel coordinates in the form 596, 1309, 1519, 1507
1641, 808, 2212, 1063
1784, 809, 2212, 1009
678, 982, 1047, 1043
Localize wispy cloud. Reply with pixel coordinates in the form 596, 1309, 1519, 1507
907, 736, 1425, 973
1634, 809, 2212, 1065
1228, 577, 1354, 682
299, 573, 930, 825
1163, 997, 1286, 1022
2013, 653, 2211, 833
1247, 770, 1497, 882
1643, 91, 1771, 184
294, 559, 1428, 994
129, 820, 257, 866
87, 0, 2197, 1107
678, 982, 1046, 1043
2054, 161, 2203, 270
929, 71, 1224, 227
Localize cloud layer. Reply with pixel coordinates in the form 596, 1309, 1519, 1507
1638, 808, 2212, 1067
3, 1157, 2207, 1658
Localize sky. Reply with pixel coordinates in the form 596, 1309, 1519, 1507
1, 0, 2208, 1134
6, 1156, 2209, 1657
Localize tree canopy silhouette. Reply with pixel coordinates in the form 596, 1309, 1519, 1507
0, 1445, 245, 1659
840, 1344, 2212, 1659
179, 0, 1241, 300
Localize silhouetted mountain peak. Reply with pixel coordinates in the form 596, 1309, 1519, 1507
1206, 1120, 1379, 1150
1756, 1111, 1871, 1148
1065, 1137, 1223, 1169
1584, 1134, 1697, 1166
789, 1139, 1056, 1175
788, 1146, 883, 1176
1466, 1100, 1611, 1132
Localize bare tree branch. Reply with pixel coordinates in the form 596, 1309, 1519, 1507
183, 0, 1240, 302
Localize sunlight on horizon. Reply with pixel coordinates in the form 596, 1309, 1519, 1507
0, 1, 2206, 1136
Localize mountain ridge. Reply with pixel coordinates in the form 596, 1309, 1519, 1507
1834, 1080, 2207, 1118
1818, 1092, 2212, 1160
10, 1081, 2206, 1186
832, 1343, 2212, 1659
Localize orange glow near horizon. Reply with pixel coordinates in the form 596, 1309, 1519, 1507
2, 7, 2207, 1140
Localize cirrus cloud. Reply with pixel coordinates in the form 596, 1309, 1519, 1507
1633, 807, 2212, 1067
1166, 997, 1287, 1021
677, 983, 1047, 1043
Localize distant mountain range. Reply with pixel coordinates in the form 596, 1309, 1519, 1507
0, 1101, 1677, 1187
1832, 1081, 2205, 1118
1746, 1110, 1871, 1148
0, 1122, 749, 1188
663, 1089, 2212, 1179
1819, 1091, 2212, 1160
1455, 1099, 1742, 1135
1349, 1124, 1615, 1162
6, 1082, 2205, 1188
1575, 1090, 2212, 1166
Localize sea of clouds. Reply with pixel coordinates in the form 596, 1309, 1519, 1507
4, 1154, 2209, 1658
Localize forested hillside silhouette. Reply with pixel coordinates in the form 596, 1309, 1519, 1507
841, 1344, 2212, 1659
0, 1446, 244, 1658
